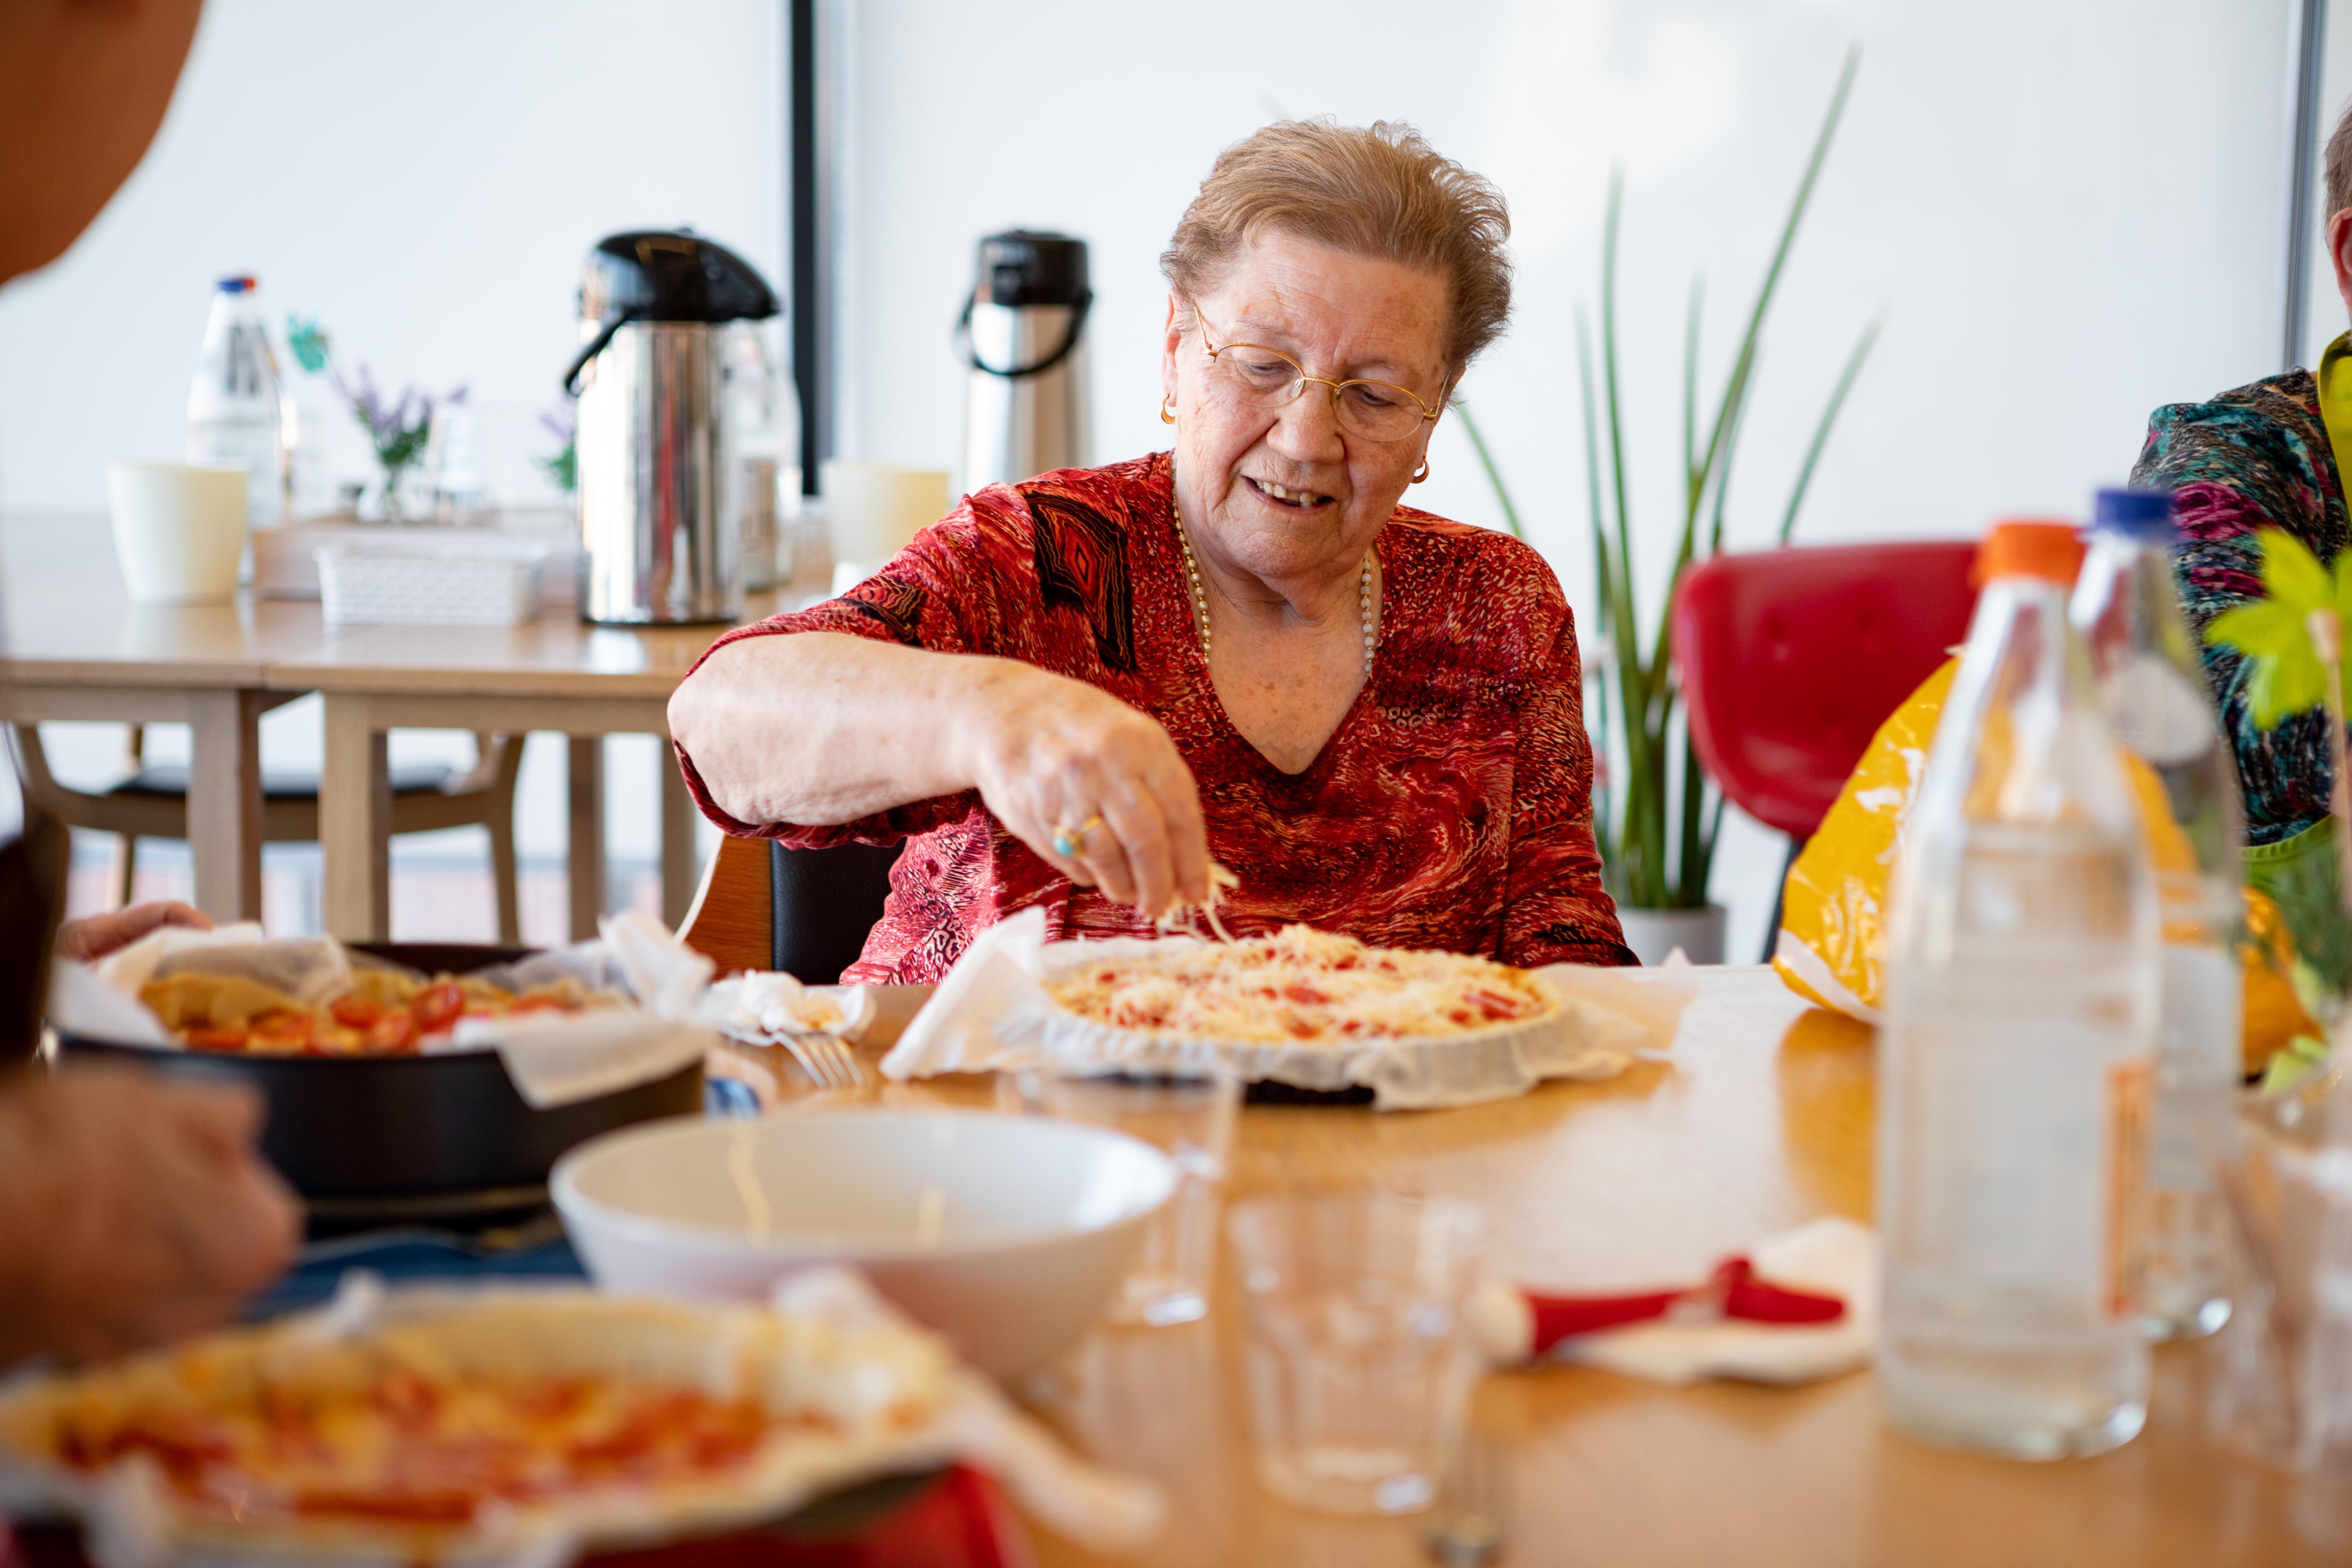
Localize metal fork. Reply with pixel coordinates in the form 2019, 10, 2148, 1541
779, 1030, 869, 1092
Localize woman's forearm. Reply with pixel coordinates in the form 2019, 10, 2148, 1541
668, 631, 1014, 827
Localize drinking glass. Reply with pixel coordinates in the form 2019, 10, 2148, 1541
2208, 1064, 2352, 1472
1002, 1064, 1240, 1326
1227, 1192, 1486, 1515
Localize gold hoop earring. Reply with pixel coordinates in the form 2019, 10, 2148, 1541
1159, 398, 1177, 425
1410, 459, 1430, 484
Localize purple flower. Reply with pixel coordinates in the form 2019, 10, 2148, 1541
332, 361, 457, 475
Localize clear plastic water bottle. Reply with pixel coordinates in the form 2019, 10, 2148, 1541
185, 276, 287, 529
1877, 519, 2162, 1460
2069, 487, 2243, 1343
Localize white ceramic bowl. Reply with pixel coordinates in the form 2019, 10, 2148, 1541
552, 1109, 1178, 1377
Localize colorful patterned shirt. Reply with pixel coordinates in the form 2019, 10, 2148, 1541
677, 452, 1634, 983
2132, 368, 2347, 845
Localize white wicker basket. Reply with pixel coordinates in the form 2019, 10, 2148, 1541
315, 541, 546, 626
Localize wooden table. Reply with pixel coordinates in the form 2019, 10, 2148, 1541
275, 602, 799, 942
0, 521, 320, 919
0, 514, 808, 934
812, 969, 2352, 1568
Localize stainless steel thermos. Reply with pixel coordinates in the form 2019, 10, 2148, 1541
960, 231, 1090, 489
565, 231, 779, 624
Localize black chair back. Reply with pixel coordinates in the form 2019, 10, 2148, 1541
769, 840, 900, 983
0, 806, 68, 1067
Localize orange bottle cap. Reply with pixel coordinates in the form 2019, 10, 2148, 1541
1975, 520, 2085, 586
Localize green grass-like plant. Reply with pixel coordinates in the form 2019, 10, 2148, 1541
1459, 47, 1878, 911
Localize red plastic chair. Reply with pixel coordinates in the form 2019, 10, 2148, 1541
1672, 540, 1980, 843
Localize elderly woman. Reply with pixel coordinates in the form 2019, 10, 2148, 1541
669, 119, 1632, 982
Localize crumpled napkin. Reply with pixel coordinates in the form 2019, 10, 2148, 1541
449, 913, 719, 1109
1472, 1218, 1879, 1386
46, 957, 173, 1046
451, 1008, 712, 1110
770, 1269, 1165, 1554
701, 968, 876, 1046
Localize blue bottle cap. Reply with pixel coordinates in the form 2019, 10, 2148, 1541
2091, 487, 2176, 542
214, 275, 254, 293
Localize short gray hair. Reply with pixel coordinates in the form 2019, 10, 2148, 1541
1159, 118, 1513, 376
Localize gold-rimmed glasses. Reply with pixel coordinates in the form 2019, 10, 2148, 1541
1193, 305, 1442, 443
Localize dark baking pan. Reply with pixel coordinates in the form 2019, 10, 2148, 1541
54, 943, 703, 1217
1242, 1080, 1375, 1107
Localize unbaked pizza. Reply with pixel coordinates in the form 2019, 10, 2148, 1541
0, 1295, 950, 1545
1046, 923, 1559, 1045
138, 967, 620, 1056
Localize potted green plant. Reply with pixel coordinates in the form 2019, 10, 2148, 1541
286, 316, 464, 524
1459, 50, 1877, 963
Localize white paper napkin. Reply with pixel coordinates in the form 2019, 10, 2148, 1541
770, 1268, 1167, 1554
1475, 1218, 1879, 1387
450, 1008, 714, 1110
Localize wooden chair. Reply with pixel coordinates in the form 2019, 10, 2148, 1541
7, 723, 528, 943
678, 833, 899, 980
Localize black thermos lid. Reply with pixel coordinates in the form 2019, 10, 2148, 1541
579, 230, 779, 323
974, 231, 1089, 308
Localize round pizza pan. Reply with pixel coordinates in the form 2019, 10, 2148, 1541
55, 943, 703, 1214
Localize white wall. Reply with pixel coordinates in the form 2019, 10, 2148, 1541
0, 0, 785, 516
838, 0, 2303, 958
0, 0, 785, 871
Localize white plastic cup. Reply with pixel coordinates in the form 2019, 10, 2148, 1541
821, 459, 949, 585
106, 461, 250, 605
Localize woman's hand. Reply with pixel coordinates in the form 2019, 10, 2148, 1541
960, 663, 1211, 916
672, 632, 1211, 913
0, 1066, 300, 1366
55, 901, 211, 963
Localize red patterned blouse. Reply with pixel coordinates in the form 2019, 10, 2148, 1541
677, 453, 1633, 983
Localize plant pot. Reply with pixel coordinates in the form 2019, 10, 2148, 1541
1615, 903, 1728, 966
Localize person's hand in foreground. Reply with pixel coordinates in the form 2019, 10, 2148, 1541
54, 900, 210, 963
0, 1065, 299, 1366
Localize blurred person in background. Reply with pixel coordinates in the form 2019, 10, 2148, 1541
2132, 98, 2352, 973
0, 0, 298, 1366
672, 120, 1632, 982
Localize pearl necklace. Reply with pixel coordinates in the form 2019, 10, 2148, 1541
1172, 489, 1376, 678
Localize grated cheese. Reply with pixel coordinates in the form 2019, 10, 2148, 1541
1047, 923, 1558, 1046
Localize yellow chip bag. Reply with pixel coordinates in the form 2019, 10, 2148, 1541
1770, 661, 1955, 1022
1772, 657, 2318, 1075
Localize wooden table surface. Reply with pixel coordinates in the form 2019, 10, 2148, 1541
282, 587, 808, 940
814, 969, 2352, 1568
269, 599, 794, 701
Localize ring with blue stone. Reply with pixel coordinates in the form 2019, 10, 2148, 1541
1052, 813, 1103, 859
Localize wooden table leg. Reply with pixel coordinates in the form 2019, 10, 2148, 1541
320, 693, 390, 941
185, 689, 265, 923
660, 742, 698, 931
568, 736, 605, 942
